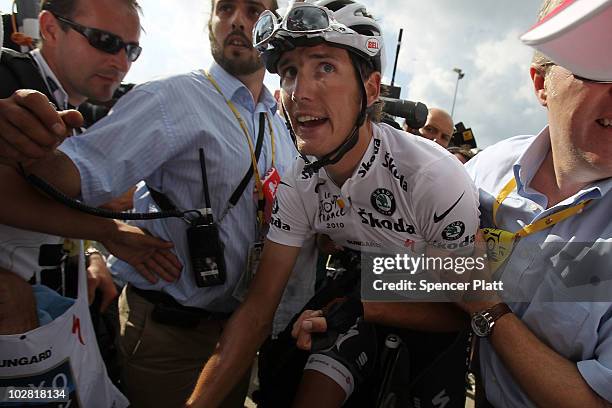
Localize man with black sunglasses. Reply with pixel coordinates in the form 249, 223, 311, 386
0, 0, 318, 407
0, 0, 141, 109
0, 1, 182, 406
0, 2, 145, 329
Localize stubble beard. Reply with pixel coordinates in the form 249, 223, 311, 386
210, 31, 263, 77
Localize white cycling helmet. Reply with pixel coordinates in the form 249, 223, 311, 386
253, 0, 386, 174
254, 0, 385, 75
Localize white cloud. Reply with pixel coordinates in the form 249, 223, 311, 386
361, 0, 547, 147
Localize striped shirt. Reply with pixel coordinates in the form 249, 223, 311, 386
59, 62, 312, 313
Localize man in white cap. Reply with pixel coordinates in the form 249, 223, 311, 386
460, 0, 612, 406
520, 0, 612, 83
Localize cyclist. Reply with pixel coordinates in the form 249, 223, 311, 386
187, 1, 480, 407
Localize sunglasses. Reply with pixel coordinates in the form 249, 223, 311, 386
53, 14, 142, 62
253, 4, 349, 50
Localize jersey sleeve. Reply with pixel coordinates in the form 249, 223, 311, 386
412, 155, 480, 254
266, 162, 314, 248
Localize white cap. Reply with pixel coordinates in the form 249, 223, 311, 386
520, 0, 612, 83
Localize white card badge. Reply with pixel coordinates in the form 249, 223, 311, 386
232, 241, 264, 302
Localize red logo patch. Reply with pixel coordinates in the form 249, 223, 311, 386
72, 315, 85, 346
366, 39, 380, 51
404, 239, 415, 251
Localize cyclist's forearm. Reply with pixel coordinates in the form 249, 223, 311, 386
186, 305, 271, 407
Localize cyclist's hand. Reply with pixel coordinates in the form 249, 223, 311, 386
101, 221, 182, 284
456, 230, 501, 314
292, 309, 327, 351
0, 90, 83, 165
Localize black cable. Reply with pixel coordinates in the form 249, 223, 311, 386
25, 173, 197, 221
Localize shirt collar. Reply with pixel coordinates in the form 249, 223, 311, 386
207, 61, 277, 114
513, 125, 612, 206
29, 49, 72, 109
512, 126, 549, 198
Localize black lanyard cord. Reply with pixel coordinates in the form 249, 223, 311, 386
229, 112, 267, 207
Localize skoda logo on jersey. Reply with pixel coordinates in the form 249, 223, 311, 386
442, 221, 465, 241
370, 188, 395, 216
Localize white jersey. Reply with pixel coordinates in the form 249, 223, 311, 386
267, 123, 480, 255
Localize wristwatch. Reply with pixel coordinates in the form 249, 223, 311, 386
84, 247, 104, 260
471, 303, 512, 337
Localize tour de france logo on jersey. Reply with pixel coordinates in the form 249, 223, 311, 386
371, 188, 396, 216
442, 221, 465, 241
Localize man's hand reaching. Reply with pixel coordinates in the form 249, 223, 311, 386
101, 221, 182, 284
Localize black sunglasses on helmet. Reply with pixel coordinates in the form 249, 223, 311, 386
52, 14, 142, 62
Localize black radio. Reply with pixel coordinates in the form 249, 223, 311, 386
187, 217, 226, 287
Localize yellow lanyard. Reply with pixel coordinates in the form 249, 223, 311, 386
483, 177, 591, 273
492, 178, 591, 238
203, 70, 276, 226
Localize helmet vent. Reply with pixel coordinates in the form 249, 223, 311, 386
323, 0, 354, 12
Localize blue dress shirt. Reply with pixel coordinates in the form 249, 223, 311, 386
466, 127, 612, 406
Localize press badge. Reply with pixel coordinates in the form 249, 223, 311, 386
233, 241, 264, 302
234, 168, 280, 301
481, 227, 516, 273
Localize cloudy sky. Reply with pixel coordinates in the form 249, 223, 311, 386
1, 0, 548, 147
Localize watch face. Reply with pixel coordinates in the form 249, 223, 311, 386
471, 313, 491, 337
